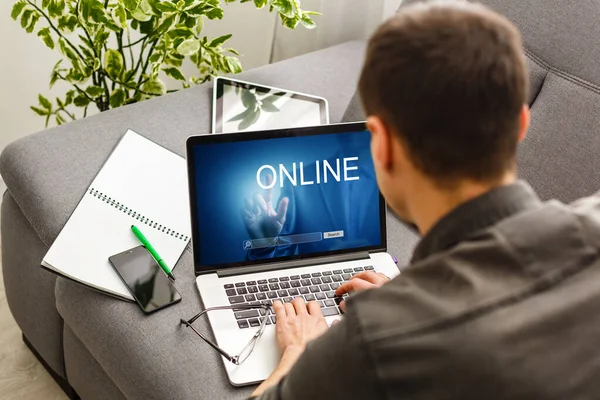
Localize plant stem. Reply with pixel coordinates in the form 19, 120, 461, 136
127, 32, 135, 69
123, 35, 147, 48
26, 0, 86, 63
83, 105, 89, 118
59, 108, 76, 121
136, 39, 159, 94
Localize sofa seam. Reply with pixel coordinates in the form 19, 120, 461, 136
3, 187, 52, 248
524, 47, 600, 96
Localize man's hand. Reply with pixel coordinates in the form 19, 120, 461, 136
242, 174, 289, 241
251, 298, 328, 398
335, 271, 390, 312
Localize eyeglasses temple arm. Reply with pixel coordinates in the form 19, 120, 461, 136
180, 319, 237, 363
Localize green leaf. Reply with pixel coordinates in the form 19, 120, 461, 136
176, 38, 200, 55
205, 6, 224, 19
225, 56, 242, 74
42, 0, 51, 8
110, 89, 127, 108
104, 49, 124, 80
238, 108, 260, 130
241, 89, 257, 109
113, 4, 128, 29
124, 0, 141, 11
155, 14, 177, 34
20, 9, 34, 29
25, 13, 40, 34
155, 1, 177, 13
149, 53, 162, 63
58, 15, 78, 32
225, 48, 240, 56
11, 1, 27, 20
163, 67, 185, 81
37, 27, 55, 49
131, 8, 152, 21
253, 0, 267, 8
85, 85, 104, 98
30, 106, 48, 116
73, 94, 90, 107
38, 94, 52, 111
65, 90, 75, 105
300, 14, 316, 29
281, 15, 299, 29
168, 27, 194, 39
228, 108, 250, 123
58, 38, 78, 64
272, 0, 294, 18
209, 34, 232, 48
143, 78, 167, 95
56, 114, 66, 125
261, 102, 279, 112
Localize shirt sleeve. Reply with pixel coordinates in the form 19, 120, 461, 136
256, 308, 383, 400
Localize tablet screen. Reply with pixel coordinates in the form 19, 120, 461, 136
213, 78, 329, 134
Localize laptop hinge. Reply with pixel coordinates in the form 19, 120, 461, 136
217, 252, 371, 278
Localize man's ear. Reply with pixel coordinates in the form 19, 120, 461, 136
366, 116, 393, 170
518, 105, 530, 143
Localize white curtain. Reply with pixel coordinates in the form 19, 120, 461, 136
271, 0, 403, 62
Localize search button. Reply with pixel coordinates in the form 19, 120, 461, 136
324, 230, 344, 239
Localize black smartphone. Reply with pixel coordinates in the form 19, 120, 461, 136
108, 245, 182, 314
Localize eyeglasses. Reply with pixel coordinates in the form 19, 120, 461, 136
180, 304, 271, 365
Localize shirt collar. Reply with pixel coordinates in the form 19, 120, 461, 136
411, 181, 542, 262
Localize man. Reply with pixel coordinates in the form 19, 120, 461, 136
252, 1, 600, 398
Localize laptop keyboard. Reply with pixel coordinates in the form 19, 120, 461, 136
224, 266, 375, 329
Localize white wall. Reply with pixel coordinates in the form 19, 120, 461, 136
0, 1, 276, 152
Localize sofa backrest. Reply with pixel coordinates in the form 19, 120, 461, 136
343, 0, 600, 203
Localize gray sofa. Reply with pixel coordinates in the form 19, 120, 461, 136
2, 0, 600, 399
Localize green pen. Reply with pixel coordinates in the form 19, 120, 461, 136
131, 225, 176, 281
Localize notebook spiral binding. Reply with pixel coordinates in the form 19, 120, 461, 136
88, 188, 189, 242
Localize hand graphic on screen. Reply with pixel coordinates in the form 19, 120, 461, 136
242, 174, 290, 241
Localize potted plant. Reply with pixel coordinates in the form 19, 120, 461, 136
10, 0, 318, 126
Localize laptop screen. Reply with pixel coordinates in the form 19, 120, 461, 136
188, 124, 386, 271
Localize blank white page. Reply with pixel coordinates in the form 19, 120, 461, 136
42, 130, 191, 300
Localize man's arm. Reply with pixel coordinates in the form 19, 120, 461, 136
252, 302, 383, 400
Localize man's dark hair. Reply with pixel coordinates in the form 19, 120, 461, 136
359, 0, 529, 184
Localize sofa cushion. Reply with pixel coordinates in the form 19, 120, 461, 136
344, 0, 600, 204
0, 41, 366, 249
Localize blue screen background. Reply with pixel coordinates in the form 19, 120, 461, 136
193, 131, 382, 266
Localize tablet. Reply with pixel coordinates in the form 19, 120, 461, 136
212, 77, 329, 134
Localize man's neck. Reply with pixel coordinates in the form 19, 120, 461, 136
409, 174, 517, 236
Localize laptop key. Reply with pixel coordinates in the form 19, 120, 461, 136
271, 316, 277, 324
322, 307, 340, 317
268, 278, 278, 283
259, 308, 267, 316
256, 293, 267, 300
299, 287, 309, 295
342, 274, 352, 281
322, 276, 332, 283
237, 320, 250, 329
249, 318, 260, 327
224, 284, 234, 289
305, 294, 316, 302
311, 277, 322, 285
325, 299, 335, 307
332, 275, 342, 282
267, 292, 277, 299
247, 286, 258, 293
235, 310, 259, 319
279, 277, 290, 281
300, 279, 311, 286
343, 268, 353, 273
330, 283, 341, 290
277, 290, 288, 297
311, 272, 322, 277
353, 267, 364, 272
316, 293, 326, 300
245, 294, 256, 302
289, 288, 299, 296
235, 282, 246, 287
364, 266, 375, 270
259, 285, 269, 292
334, 297, 344, 305
269, 283, 280, 290
225, 289, 237, 296
333, 270, 343, 274
262, 300, 272, 306
320, 284, 330, 292
246, 281, 257, 286
319, 301, 325, 308
280, 282, 291, 289
284, 297, 293, 303
322, 271, 333, 276
326, 291, 336, 298
290, 275, 301, 280
228, 296, 245, 304
310, 286, 320, 293
290, 281, 301, 288
237, 288, 248, 295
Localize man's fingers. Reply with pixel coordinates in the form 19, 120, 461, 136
291, 297, 308, 315
335, 278, 375, 296
351, 271, 389, 284
253, 193, 268, 214
340, 300, 347, 313
264, 174, 274, 203
283, 301, 296, 317
276, 197, 289, 224
273, 300, 286, 319
244, 198, 256, 214
306, 301, 323, 316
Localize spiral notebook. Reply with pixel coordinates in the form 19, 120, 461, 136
41, 130, 191, 301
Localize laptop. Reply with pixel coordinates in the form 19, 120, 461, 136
186, 122, 400, 386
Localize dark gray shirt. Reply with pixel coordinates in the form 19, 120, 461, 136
258, 181, 600, 399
